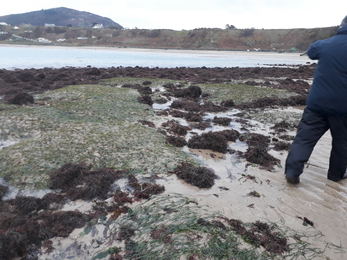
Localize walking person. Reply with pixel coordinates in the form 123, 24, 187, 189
285, 15, 347, 184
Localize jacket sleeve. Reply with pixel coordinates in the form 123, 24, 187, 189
307, 40, 322, 60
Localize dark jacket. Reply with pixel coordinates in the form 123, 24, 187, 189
306, 24, 347, 115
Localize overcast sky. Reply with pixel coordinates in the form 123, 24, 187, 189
0, 0, 346, 30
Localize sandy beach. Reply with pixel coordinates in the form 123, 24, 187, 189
0, 64, 346, 259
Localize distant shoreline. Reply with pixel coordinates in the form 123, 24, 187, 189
0, 43, 306, 57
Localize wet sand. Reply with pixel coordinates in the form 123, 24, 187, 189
155, 106, 347, 260
181, 133, 347, 260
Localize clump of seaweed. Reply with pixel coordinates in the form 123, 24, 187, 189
7, 92, 34, 105
113, 190, 133, 205
220, 99, 235, 107
0, 184, 9, 200
48, 162, 92, 192
188, 131, 228, 153
137, 86, 152, 95
170, 110, 203, 122
172, 85, 202, 98
137, 94, 153, 105
0, 205, 92, 260
154, 97, 168, 104
127, 174, 165, 200
221, 217, 289, 254
173, 162, 216, 188
279, 134, 294, 141
244, 146, 281, 169
162, 121, 191, 136
8, 196, 44, 214
142, 81, 152, 86
138, 120, 155, 128
236, 95, 306, 109
189, 121, 211, 130
0, 230, 28, 260
200, 101, 227, 112
166, 135, 188, 147
219, 129, 240, 141
271, 120, 294, 133
48, 162, 126, 200
171, 100, 200, 112
212, 116, 232, 126
273, 141, 291, 151
240, 133, 270, 148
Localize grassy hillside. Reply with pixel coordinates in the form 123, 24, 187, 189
0, 23, 339, 51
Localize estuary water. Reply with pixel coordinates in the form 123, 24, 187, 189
0, 44, 312, 69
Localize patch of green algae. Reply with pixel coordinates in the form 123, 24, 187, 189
0, 84, 191, 189
0, 78, 297, 189
100, 77, 296, 105
199, 83, 296, 105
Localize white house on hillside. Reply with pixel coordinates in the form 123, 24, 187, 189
92, 24, 104, 29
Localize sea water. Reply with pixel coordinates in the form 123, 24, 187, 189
0, 45, 313, 69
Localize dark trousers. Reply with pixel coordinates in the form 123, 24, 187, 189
285, 108, 347, 181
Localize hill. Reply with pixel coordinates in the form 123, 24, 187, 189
0, 23, 339, 52
0, 7, 122, 29
0, 7, 339, 51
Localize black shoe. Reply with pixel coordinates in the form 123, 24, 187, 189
285, 175, 300, 184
